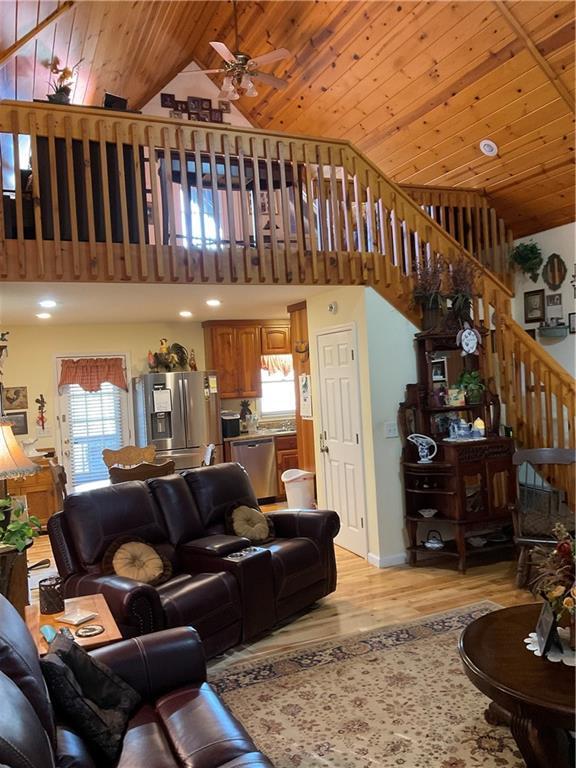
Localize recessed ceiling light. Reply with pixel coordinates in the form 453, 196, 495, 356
179, 310, 193, 318
38, 299, 57, 308
479, 139, 498, 157
206, 299, 221, 307
36, 313, 51, 319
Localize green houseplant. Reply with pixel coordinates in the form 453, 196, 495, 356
446, 256, 478, 324
509, 241, 543, 283
0, 497, 41, 552
457, 371, 485, 405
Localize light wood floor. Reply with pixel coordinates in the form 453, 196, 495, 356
28, 533, 536, 667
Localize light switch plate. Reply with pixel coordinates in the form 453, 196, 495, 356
384, 421, 399, 438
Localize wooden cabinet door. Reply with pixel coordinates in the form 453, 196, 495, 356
261, 325, 291, 355
237, 325, 262, 398
209, 326, 238, 398
276, 448, 299, 499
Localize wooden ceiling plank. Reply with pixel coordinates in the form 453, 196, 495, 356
74, 0, 107, 106
494, 0, 575, 113
14, 0, 42, 102
0, 0, 73, 69
123, 2, 168, 100
487, 156, 573, 193
372, 40, 574, 171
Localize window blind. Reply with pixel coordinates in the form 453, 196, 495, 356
66, 382, 127, 486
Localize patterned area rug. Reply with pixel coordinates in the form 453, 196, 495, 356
211, 602, 524, 768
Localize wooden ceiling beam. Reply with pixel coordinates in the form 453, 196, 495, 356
0, 1, 75, 70
494, 0, 574, 114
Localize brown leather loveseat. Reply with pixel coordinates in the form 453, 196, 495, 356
49, 462, 340, 656
0, 593, 273, 768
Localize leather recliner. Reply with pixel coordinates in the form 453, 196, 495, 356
0, 593, 273, 768
48, 479, 244, 659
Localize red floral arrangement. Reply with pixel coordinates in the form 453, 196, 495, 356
532, 523, 575, 622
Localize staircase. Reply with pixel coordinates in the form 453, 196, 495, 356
0, 101, 573, 503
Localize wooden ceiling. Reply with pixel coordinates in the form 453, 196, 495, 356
0, 1, 574, 237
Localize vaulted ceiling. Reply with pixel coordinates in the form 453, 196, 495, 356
0, 0, 574, 237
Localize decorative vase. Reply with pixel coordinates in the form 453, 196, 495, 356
39, 576, 65, 614
422, 307, 442, 331
466, 391, 483, 405
47, 91, 70, 105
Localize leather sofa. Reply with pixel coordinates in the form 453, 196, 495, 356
49, 462, 340, 655
0, 593, 273, 768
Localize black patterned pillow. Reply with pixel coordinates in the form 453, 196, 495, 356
40, 634, 140, 764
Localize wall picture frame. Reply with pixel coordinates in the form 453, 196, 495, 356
210, 109, 223, 123
168, 110, 184, 120
569, 313, 575, 334
160, 93, 175, 108
8, 411, 28, 435
201, 98, 212, 111
524, 289, 545, 323
218, 100, 231, 113
1, 386, 28, 410
188, 111, 200, 121
187, 97, 201, 112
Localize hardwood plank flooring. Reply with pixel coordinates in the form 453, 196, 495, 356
27, 532, 536, 668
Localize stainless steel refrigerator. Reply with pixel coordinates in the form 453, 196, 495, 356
133, 371, 222, 470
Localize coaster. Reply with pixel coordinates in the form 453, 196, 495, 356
75, 624, 105, 638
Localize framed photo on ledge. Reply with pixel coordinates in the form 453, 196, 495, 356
7, 411, 28, 435
524, 289, 545, 324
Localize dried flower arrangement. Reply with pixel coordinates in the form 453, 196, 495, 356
44, 56, 82, 104
532, 524, 575, 630
412, 254, 445, 310
446, 256, 479, 323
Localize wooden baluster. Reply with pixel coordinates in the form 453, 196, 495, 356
498, 218, 507, 283
543, 368, 554, 446
438, 191, 445, 231
192, 130, 207, 282
473, 196, 482, 261
329, 146, 343, 283
489, 207, 500, 281
502, 320, 516, 430
304, 143, 318, 283
264, 138, 279, 283
11, 111, 26, 276
176, 126, 192, 281
116, 121, 132, 279
236, 135, 252, 284
277, 142, 292, 282
97, 119, 114, 279
45, 113, 62, 277
207, 132, 223, 282
523, 348, 534, 447
315, 143, 330, 282
251, 137, 266, 282
131, 122, 148, 280
481, 197, 490, 272
532, 359, 543, 446
457, 197, 464, 249
352, 155, 366, 282
390, 203, 403, 297
80, 118, 97, 277
340, 151, 355, 282
289, 141, 306, 282
447, 202, 455, 242
568, 381, 575, 450
222, 134, 237, 283
64, 116, 80, 278
145, 125, 164, 280
465, 192, 473, 254
28, 112, 45, 278
365, 168, 379, 284
556, 377, 565, 449
513, 339, 524, 442
377, 180, 391, 288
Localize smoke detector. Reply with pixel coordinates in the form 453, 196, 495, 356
479, 139, 498, 157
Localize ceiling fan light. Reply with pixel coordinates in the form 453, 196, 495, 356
245, 80, 258, 97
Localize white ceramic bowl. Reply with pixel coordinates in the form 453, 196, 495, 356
418, 508, 438, 518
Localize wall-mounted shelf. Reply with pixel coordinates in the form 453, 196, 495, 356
538, 326, 569, 339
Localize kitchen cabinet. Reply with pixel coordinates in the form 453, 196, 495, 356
261, 323, 291, 355
275, 434, 299, 500
204, 322, 262, 399
7, 457, 62, 528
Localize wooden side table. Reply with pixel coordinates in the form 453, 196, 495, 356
25, 594, 122, 655
459, 604, 574, 768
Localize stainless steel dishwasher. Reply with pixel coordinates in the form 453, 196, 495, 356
229, 437, 278, 500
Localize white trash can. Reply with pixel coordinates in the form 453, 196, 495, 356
281, 468, 316, 509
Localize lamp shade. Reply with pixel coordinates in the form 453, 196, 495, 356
0, 422, 38, 479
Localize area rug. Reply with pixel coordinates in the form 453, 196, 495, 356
211, 602, 524, 768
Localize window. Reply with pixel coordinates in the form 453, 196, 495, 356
260, 355, 295, 416
59, 369, 130, 492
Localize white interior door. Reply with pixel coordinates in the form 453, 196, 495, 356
317, 326, 367, 557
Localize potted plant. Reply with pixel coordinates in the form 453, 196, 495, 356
509, 241, 543, 283
0, 497, 42, 601
44, 56, 82, 104
446, 256, 478, 324
457, 370, 485, 405
412, 255, 445, 330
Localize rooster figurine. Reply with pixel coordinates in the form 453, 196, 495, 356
148, 339, 189, 371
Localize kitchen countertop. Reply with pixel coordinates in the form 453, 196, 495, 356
223, 429, 296, 443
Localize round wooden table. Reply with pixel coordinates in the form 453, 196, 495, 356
459, 604, 575, 768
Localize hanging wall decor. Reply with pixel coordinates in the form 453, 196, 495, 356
542, 253, 567, 291
35, 394, 47, 431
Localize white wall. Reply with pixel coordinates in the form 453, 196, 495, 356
1, 321, 205, 449
307, 287, 418, 566
512, 223, 576, 376
141, 62, 253, 127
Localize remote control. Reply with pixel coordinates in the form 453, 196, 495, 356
59, 627, 74, 640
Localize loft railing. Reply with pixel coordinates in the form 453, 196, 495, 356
0, 101, 573, 502
401, 184, 515, 292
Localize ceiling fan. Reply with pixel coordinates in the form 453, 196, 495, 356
184, 1, 290, 100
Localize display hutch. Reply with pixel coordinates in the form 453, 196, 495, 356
399, 322, 515, 572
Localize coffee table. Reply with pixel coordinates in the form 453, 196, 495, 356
459, 604, 575, 768
25, 593, 122, 655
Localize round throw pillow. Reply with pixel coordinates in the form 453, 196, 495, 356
231, 505, 271, 543
103, 538, 172, 585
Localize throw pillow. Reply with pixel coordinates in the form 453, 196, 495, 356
40, 634, 140, 764
229, 505, 275, 543
102, 537, 172, 585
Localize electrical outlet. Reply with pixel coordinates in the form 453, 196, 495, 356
384, 421, 399, 438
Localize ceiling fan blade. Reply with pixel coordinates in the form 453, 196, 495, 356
209, 41, 237, 64
250, 71, 288, 89
180, 69, 226, 75
247, 47, 290, 67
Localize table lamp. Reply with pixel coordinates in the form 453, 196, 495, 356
0, 420, 39, 490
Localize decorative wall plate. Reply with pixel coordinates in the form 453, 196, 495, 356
542, 253, 567, 291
